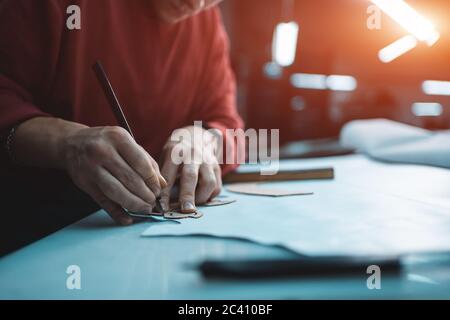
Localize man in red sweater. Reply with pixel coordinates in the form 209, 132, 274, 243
0, 0, 243, 250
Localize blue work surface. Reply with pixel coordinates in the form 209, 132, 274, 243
1, 155, 450, 299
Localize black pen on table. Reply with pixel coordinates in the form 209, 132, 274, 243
195, 255, 402, 280
92, 61, 165, 214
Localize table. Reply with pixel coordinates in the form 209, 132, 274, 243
1, 155, 450, 299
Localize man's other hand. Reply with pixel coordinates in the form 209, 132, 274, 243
159, 125, 222, 213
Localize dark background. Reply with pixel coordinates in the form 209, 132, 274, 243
220, 0, 450, 144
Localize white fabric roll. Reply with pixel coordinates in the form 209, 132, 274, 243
340, 119, 450, 168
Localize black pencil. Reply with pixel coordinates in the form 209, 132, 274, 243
93, 61, 164, 213
93, 61, 135, 139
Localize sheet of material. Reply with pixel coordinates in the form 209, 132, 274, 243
3, 155, 450, 299
201, 198, 237, 207
143, 156, 450, 257
226, 183, 313, 197
340, 119, 450, 168
127, 199, 234, 220
127, 211, 163, 219
164, 211, 204, 220
128, 210, 204, 220
170, 198, 237, 210
223, 167, 334, 183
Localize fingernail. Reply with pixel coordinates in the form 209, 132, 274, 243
181, 201, 196, 213
160, 202, 169, 213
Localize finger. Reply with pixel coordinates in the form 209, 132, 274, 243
151, 159, 168, 189
104, 150, 156, 206
87, 184, 133, 226
96, 167, 155, 214
210, 164, 222, 200
159, 159, 179, 212
140, 152, 167, 197
179, 163, 200, 213
116, 141, 162, 196
195, 164, 217, 204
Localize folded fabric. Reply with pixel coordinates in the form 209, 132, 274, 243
340, 119, 450, 168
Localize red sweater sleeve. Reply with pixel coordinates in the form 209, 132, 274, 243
193, 8, 244, 175
0, 0, 64, 136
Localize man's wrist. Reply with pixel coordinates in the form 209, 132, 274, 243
13, 117, 88, 170
55, 120, 89, 171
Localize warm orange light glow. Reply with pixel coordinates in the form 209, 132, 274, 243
371, 0, 440, 46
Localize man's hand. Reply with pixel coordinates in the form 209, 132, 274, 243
62, 126, 167, 225
13, 118, 167, 225
159, 125, 222, 213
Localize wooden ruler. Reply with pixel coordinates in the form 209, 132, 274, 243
223, 167, 334, 184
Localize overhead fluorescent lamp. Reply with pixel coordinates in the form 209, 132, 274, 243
291, 73, 327, 90
412, 102, 443, 117
371, 0, 440, 46
422, 80, 450, 96
272, 22, 299, 67
291, 73, 358, 91
326, 75, 358, 91
378, 35, 418, 63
